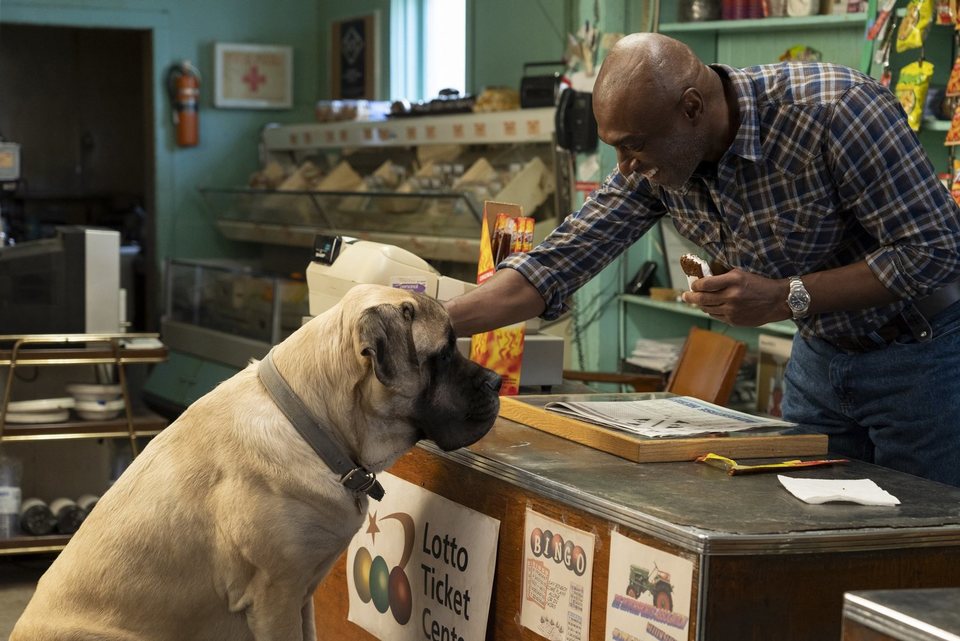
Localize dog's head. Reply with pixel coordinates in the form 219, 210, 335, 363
343, 284, 500, 453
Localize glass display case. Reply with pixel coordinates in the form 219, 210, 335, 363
161, 259, 308, 369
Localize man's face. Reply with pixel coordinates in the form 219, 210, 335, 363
597, 90, 706, 191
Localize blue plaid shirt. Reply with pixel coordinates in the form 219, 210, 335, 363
503, 62, 960, 339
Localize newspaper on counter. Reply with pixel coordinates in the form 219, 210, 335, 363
544, 396, 795, 438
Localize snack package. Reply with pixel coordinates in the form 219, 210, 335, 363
896, 60, 935, 131
896, 0, 934, 52
947, 56, 960, 96
680, 253, 713, 289
937, 0, 954, 24
469, 202, 532, 396
945, 102, 960, 144
778, 45, 822, 62
951, 164, 960, 207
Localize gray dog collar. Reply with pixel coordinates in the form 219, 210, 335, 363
257, 350, 385, 502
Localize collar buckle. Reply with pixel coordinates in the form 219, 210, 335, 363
340, 467, 385, 501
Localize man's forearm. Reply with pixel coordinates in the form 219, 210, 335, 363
444, 268, 547, 337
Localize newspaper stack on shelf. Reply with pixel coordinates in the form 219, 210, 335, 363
625, 337, 685, 373
545, 396, 794, 438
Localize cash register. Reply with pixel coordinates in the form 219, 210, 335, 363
306, 235, 564, 389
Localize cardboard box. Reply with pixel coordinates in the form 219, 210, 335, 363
756, 333, 793, 418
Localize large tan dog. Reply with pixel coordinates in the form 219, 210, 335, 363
11, 284, 501, 641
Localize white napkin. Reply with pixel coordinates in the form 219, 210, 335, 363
777, 475, 901, 506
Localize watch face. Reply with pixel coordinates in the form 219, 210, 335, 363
788, 286, 810, 314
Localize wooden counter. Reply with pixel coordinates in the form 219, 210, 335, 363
313, 409, 960, 640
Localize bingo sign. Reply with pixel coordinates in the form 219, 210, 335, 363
521, 508, 596, 641
346, 473, 500, 641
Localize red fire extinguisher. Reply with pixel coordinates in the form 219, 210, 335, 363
166, 61, 201, 147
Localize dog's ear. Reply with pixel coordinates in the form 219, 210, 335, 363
358, 301, 418, 386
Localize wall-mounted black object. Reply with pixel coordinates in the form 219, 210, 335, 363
555, 88, 598, 153
520, 61, 565, 108
627, 261, 658, 295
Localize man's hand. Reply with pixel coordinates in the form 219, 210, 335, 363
680, 261, 898, 326
681, 269, 790, 326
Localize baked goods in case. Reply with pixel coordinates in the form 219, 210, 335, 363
680, 254, 712, 289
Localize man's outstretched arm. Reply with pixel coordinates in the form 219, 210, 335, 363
444, 268, 546, 337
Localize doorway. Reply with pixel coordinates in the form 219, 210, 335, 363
0, 22, 156, 331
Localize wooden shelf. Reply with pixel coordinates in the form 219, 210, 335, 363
1, 411, 167, 442
659, 12, 867, 33
0, 334, 167, 367
0, 534, 72, 556
261, 107, 556, 150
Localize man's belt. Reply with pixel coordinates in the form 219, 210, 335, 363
826, 281, 960, 353
914, 280, 960, 320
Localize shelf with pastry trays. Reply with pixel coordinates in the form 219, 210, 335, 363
199, 187, 552, 264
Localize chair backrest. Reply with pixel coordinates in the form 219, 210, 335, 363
665, 326, 747, 405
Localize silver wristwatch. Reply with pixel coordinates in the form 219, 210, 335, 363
787, 276, 811, 319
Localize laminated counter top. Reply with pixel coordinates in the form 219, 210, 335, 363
312, 401, 960, 641
842, 589, 960, 641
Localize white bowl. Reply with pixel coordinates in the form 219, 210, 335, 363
66, 383, 123, 404
4, 409, 71, 424
74, 399, 126, 421
6, 397, 75, 412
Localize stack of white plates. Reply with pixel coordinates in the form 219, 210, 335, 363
4, 397, 75, 424
66, 384, 125, 421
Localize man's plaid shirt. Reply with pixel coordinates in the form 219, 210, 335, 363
502, 62, 960, 339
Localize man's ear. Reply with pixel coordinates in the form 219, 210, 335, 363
357, 301, 418, 386
680, 87, 704, 122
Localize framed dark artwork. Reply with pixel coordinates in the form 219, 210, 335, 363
331, 14, 378, 100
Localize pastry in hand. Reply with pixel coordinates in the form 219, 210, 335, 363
680, 254, 713, 289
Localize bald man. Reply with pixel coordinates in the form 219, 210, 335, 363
445, 33, 960, 486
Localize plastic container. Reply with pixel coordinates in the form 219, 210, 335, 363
50, 497, 86, 535
0, 451, 23, 538
19, 498, 56, 536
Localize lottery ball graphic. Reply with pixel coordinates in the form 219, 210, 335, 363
389, 566, 413, 624
370, 556, 391, 613
550, 533, 564, 561
570, 545, 587, 576
353, 547, 373, 603
563, 539, 576, 570
530, 528, 543, 556
542, 530, 554, 556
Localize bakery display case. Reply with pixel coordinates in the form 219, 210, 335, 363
199, 107, 572, 267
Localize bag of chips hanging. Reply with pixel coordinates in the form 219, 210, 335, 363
947, 56, 960, 96
946, 103, 960, 145
950, 165, 960, 207
896, 60, 935, 130
896, 0, 934, 52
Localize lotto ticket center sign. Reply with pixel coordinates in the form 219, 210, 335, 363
346, 473, 500, 641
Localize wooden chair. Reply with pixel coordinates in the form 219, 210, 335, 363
563, 326, 748, 406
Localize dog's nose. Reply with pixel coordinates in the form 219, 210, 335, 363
482, 369, 502, 393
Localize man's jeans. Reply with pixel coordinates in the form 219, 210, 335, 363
782, 301, 960, 487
